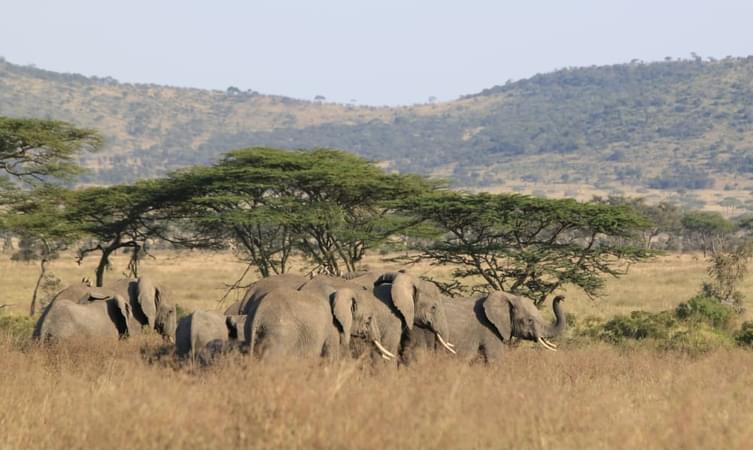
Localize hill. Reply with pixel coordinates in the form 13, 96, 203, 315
2, 56, 753, 211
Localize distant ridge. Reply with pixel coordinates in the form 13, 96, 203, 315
2, 56, 753, 213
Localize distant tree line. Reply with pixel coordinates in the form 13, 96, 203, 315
7, 57, 753, 191
0, 117, 666, 314
4, 118, 753, 315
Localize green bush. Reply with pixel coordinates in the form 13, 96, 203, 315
735, 321, 753, 347
0, 314, 36, 341
597, 311, 675, 343
675, 295, 734, 330
660, 324, 733, 355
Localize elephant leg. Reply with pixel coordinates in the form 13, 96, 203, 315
481, 341, 504, 364
321, 329, 341, 361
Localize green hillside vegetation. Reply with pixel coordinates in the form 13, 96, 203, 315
2, 56, 753, 202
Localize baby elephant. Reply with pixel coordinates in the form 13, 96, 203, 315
33, 296, 134, 342
175, 310, 247, 363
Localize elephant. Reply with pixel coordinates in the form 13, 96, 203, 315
105, 276, 177, 340
245, 286, 365, 361
303, 272, 455, 362
369, 272, 455, 358
33, 295, 135, 342
298, 275, 398, 361
175, 310, 247, 362
45, 276, 177, 341
410, 293, 566, 363
224, 273, 308, 315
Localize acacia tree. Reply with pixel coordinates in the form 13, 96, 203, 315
164, 162, 299, 278
0, 118, 101, 313
66, 182, 170, 286
0, 117, 101, 186
0, 188, 79, 314
404, 192, 652, 305
169, 148, 435, 277
277, 149, 432, 275
681, 211, 735, 256
596, 196, 682, 249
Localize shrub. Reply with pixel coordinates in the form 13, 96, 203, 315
734, 321, 753, 347
597, 311, 675, 343
661, 324, 733, 355
0, 314, 36, 341
675, 294, 734, 330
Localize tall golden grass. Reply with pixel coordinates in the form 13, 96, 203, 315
3, 336, 753, 449
3, 251, 753, 449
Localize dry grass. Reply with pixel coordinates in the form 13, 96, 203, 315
3, 336, 753, 450
3, 251, 753, 449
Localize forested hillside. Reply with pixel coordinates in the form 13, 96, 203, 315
2, 56, 753, 203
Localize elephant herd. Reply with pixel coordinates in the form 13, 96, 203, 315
32, 271, 566, 365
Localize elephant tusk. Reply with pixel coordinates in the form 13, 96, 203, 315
436, 333, 457, 354
538, 337, 557, 352
541, 337, 558, 349
381, 353, 393, 361
373, 340, 396, 359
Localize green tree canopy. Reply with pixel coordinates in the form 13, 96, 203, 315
0, 117, 101, 186
0, 187, 80, 314
168, 147, 437, 277
681, 211, 735, 255
404, 191, 652, 304
66, 181, 172, 286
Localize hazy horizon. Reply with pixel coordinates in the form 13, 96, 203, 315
2, 0, 753, 105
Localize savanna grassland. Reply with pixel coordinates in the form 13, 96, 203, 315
3, 251, 753, 450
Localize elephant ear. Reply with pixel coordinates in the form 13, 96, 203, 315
111, 295, 132, 337
483, 292, 513, 342
390, 273, 415, 330
332, 288, 355, 347
136, 276, 158, 328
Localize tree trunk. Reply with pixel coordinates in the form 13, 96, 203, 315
30, 258, 49, 316
95, 248, 114, 287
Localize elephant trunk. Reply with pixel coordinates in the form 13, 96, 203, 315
368, 318, 394, 360
432, 308, 455, 354
544, 295, 566, 339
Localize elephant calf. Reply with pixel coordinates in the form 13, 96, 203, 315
175, 310, 247, 362
33, 296, 134, 342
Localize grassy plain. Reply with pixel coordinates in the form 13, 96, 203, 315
2, 251, 753, 449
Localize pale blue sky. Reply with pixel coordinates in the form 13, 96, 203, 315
1, 0, 752, 105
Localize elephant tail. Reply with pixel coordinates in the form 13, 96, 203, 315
247, 317, 261, 358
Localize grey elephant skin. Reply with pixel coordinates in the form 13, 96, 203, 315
43, 276, 178, 341
299, 275, 398, 361
175, 310, 247, 361
106, 277, 177, 340
245, 285, 365, 361
33, 296, 134, 341
224, 273, 308, 315
367, 272, 454, 359
411, 293, 566, 363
